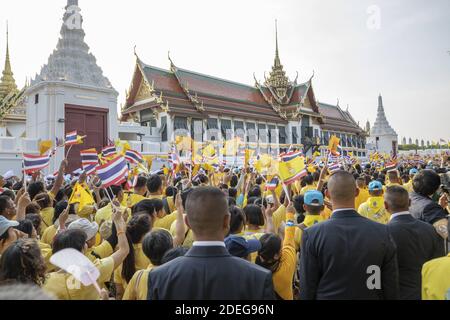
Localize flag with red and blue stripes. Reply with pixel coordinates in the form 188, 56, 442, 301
96, 156, 128, 188
125, 149, 144, 165
102, 145, 117, 158
265, 177, 279, 191
65, 131, 78, 146
23, 154, 51, 174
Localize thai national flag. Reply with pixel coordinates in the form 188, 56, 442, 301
83, 164, 97, 176
23, 154, 51, 174
65, 131, 78, 146
265, 177, 279, 191
96, 156, 129, 188
81, 148, 98, 167
280, 150, 303, 162
125, 149, 144, 165
385, 162, 397, 171
102, 145, 117, 158
328, 163, 341, 174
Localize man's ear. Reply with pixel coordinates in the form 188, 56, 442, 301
384, 201, 389, 212
325, 189, 330, 200
223, 214, 231, 234
354, 188, 360, 198
184, 214, 191, 230
303, 204, 308, 212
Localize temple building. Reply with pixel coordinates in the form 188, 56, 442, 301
318, 102, 367, 157
121, 23, 367, 157
0, 24, 27, 138
26, 0, 118, 171
367, 95, 398, 156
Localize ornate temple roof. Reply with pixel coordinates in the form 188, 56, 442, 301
318, 102, 366, 135
370, 95, 397, 136
0, 23, 26, 123
31, 0, 113, 90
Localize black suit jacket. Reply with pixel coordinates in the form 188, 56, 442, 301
387, 213, 445, 300
299, 210, 399, 300
147, 245, 276, 300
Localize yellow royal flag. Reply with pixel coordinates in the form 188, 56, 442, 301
69, 182, 95, 212
175, 136, 192, 152
203, 143, 216, 157
223, 137, 241, 156
279, 156, 306, 185
116, 140, 131, 155
267, 159, 279, 176
244, 149, 254, 167
39, 140, 53, 155
328, 135, 340, 154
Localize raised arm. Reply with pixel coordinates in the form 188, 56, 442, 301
50, 159, 68, 198
110, 205, 131, 269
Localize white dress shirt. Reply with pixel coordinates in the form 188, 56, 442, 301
193, 241, 226, 247
389, 211, 410, 221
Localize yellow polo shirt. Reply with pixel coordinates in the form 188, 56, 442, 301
122, 264, 154, 300
114, 243, 150, 291
154, 211, 178, 230
95, 203, 129, 226
422, 254, 450, 300
40, 207, 55, 234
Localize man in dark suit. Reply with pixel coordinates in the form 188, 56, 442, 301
385, 186, 445, 300
299, 171, 399, 300
147, 187, 275, 300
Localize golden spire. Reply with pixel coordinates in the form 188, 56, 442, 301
0, 22, 18, 99
265, 20, 290, 100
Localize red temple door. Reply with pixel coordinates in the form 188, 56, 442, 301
65, 104, 108, 172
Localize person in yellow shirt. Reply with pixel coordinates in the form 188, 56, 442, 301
403, 168, 418, 193
125, 176, 148, 208
358, 181, 390, 224
355, 177, 370, 210
43, 206, 130, 300
123, 193, 188, 300
41, 201, 78, 245
300, 175, 316, 196
295, 190, 326, 251
95, 186, 129, 226
67, 218, 113, 262
114, 214, 152, 299
422, 253, 450, 300
122, 229, 173, 300
34, 193, 54, 233
255, 202, 297, 300
385, 170, 404, 188
243, 204, 265, 236
146, 174, 164, 200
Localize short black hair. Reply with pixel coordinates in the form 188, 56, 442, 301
27, 182, 45, 201
243, 205, 265, 226
15, 220, 34, 238
413, 169, 441, 196
147, 175, 163, 193
165, 186, 178, 198
228, 206, 245, 235
385, 185, 410, 212
52, 229, 87, 254
303, 175, 314, 185
293, 195, 305, 214
0, 189, 15, 201
142, 229, 173, 266
132, 199, 163, 217
0, 196, 12, 215
135, 176, 148, 189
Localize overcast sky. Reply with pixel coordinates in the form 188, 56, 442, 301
1, 0, 449, 142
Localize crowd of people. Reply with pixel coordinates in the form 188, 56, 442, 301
0, 153, 449, 300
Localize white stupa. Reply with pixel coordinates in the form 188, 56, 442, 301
26, 0, 118, 171
367, 95, 398, 155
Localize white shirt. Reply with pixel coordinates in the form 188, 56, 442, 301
389, 211, 410, 221
332, 208, 355, 215
193, 241, 226, 247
